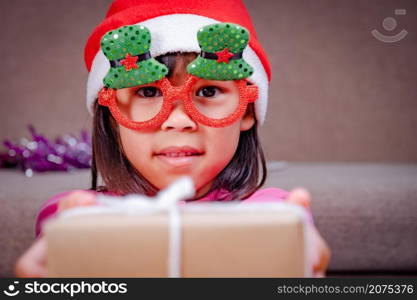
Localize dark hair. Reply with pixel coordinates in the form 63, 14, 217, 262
90, 52, 267, 201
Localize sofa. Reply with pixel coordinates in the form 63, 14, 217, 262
1, 162, 416, 277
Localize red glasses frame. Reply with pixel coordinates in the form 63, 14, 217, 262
98, 74, 258, 130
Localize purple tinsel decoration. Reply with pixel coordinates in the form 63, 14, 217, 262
0, 125, 92, 177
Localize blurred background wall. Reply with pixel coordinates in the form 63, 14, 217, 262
0, 0, 416, 162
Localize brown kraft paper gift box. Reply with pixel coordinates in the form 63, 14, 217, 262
44, 202, 311, 277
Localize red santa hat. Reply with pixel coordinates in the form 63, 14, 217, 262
84, 0, 272, 125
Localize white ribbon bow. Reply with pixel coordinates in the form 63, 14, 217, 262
61, 176, 196, 277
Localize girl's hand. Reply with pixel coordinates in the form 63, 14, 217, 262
15, 190, 97, 277
57, 190, 97, 212
15, 236, 47, 277
287, 188, 331, 277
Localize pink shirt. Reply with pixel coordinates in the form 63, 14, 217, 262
35, 187, 313, 237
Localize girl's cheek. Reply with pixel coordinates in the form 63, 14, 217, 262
207, 127, 240, 164
119, 127, 153, 163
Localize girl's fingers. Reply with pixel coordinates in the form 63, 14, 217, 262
15, 191, 97, 278
310, 226, 331, 277
287, 189, 330, 277
58, 190, 97, 212
287, 187, 311, 209
15, 236, 48, 278
314, 271, 325, 278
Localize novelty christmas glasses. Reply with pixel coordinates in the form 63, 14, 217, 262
98, 23, 258, 129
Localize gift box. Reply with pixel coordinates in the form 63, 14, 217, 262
44, 177, 312, 277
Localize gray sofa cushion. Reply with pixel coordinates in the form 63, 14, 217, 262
264, 162, 417, 272
1, 162, 416, 276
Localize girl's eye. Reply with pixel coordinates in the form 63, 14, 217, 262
136, 87, 162, 98
196, 86, 222, 98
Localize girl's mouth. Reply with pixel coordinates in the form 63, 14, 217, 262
156, 152, 201, 157
155, 152, 203, 167
154, 146, 204, 167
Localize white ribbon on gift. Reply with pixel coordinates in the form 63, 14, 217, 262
60, 176, 196, 278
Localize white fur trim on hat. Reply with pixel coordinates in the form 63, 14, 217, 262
86, 14, 269, 124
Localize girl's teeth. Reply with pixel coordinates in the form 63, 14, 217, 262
164, 152, 195, 157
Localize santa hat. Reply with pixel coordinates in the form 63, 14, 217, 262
84, 0, 271, 125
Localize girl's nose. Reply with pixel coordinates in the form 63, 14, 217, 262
160, 100, 197, 131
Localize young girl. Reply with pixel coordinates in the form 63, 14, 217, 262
15, 0, 330, 277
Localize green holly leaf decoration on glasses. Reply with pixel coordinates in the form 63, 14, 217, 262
187, 22, 254, 80
101, 24, 168, 89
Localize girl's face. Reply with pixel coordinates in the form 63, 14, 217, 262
116, 60, 255, 197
